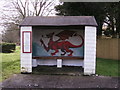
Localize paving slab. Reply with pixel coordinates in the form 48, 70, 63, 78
1, 74, 119, 89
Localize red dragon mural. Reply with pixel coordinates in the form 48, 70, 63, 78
40, 30, 84, 56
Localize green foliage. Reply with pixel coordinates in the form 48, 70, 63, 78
0, 46, 20, 82
104, 29, 113, 37
55, 2, 106, 36
96, 58, 119, 76
0, 43, 16, 53
55, 2, 120, 37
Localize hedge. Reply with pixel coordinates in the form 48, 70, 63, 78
0, 43, 16, 53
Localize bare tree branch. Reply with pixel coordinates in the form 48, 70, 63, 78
1, 0, 60, 42
46, 8, 55, 16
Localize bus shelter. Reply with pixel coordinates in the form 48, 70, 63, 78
19, 16, 98, 75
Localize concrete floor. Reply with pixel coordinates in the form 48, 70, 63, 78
1, 74, 119, 89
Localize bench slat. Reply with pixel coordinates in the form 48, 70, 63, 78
32, 56, 84, 60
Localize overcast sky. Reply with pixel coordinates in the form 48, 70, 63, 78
0, 0, 60, 34
0, 0, 13, 34
0, 0, 6, 34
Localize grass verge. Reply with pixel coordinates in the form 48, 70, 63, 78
96, 58, 120, 76
0, 46, 20, 82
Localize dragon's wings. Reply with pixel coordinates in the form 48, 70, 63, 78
55, 30, 76, 40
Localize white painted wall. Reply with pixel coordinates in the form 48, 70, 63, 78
20, 26, 32, 73
33, 59, 84, 67
84, 26, 96, 75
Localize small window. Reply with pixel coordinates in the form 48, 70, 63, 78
22, 31, 32, 53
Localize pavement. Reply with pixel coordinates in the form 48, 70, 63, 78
1, 74, 119, 89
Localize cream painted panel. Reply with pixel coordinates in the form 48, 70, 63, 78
20, 26, 32, 73
84, 26, 96, 75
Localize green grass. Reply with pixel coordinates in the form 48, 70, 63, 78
0, 46, 119, 82
0, 46, 20, 82
96, 58, 120, 76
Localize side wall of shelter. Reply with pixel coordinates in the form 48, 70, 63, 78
84, 26, 96, 75
20, 26, 32, 73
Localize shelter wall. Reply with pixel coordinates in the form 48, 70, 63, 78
20, 26, 32, 73
32, 28, 84, 67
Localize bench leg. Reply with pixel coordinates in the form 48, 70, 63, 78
32, 59, 37, 67
57, 59, 62, 68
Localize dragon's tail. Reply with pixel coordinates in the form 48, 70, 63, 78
68, 35, 84, 48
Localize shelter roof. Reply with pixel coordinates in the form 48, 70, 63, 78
20, 16, 98, 26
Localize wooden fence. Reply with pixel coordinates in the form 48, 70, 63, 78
97, 38, 120, 60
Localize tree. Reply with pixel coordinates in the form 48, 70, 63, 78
12, 0, 59, 19
0, 34, 2, 43
55, 2, 119, 37
1, 0, 60, 43
1, 13, 23, 43
2, 21, 20, 43
103, 3, 120, 37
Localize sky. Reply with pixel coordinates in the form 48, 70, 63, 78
0, 1, 6, 34
0, 0, 12, 34
0, 0, 60, 34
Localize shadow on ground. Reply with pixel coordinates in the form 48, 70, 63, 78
32, 65, 84, 75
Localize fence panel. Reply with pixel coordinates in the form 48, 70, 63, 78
97, 38, 119, 60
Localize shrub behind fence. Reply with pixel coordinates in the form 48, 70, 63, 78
0, 43, 16, 53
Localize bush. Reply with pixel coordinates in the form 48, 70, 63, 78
0, 43, 16, 53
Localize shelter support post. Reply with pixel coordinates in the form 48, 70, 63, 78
32, 59, 37, 67
20, 26, 32, 73
57, 59, 62, 68
84, 26, 96, 75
